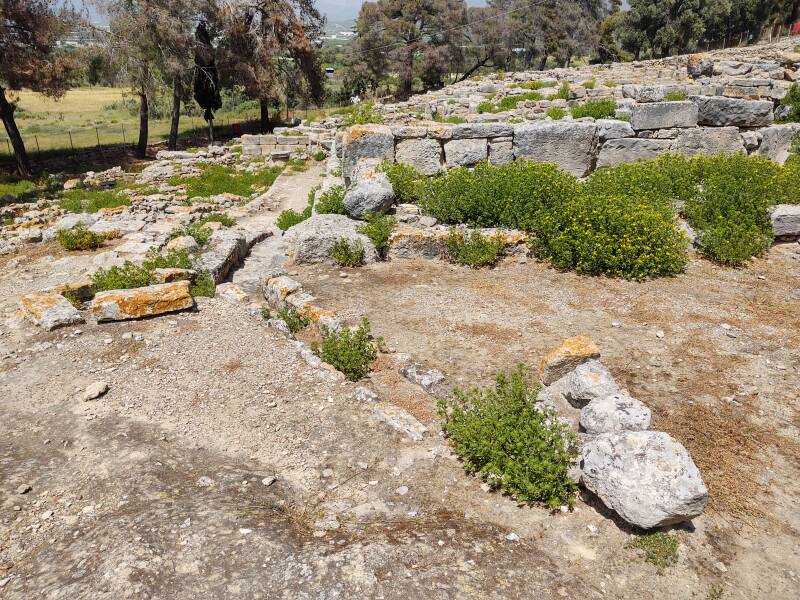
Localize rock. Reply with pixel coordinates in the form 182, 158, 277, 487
513, 121, 598, 177
83, 381, 109, 401
564, 359, 620, 408
342, 124, 395, 183
343, 169, 395, 218
19, 292, 84, 331
540, 336, 600, 385
770, 204, 800, 240
63, 178, 82, 191
198, 230, 248, 283
596, 138, 673, 169
387, 224, 448, 259
373, 402, 428, 441
16, 484, 31, 494
354, 386, 379, 402
284, 214, 378, 265
153, 268, 195, 283
687, 54, 713, 78
444, 138, 488, 167
596, 119, 635, 140
54, 213, 97, 231
579, 393, 652, 434
263, 275, 303, 309
692, 96, 774, 127
400, 364, 445, 391
672, 126, 745, 156
740, 130, 761, 151
451, 123, 513, 139
90, 281, 194, 322
165, 235, 200, 252
631, 102, 698, 131
395, 138, 443, 176
488, 140, 514, 165
215, 282, 250, 304
756, 123, 800, 164
581, 431, 708, 529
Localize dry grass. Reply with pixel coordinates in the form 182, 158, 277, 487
14, 88, 125, 114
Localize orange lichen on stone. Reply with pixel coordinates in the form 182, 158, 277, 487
91, 281, 194, 322
539, 335, 600, 385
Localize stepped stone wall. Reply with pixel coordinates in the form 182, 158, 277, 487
241, 127, 333, 159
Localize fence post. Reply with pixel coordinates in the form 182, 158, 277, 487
35, 135, 41, 153
68, 131, 75, 155
122, 123, 126, 144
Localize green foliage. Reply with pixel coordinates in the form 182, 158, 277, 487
190, 271, 216, 297
276, 208, 310, 231
416, 160, 578, 231
92, 261, 155, 292
169, 222, 213, 246
777, 83, 800, 123
277, 306, 310, 333
446, 230, 503, 267
629, 532, 679, 573
57, 224, 107, 251
286, 158, 308, 172
546, 106, 567, 120
511, 81, 556, 90
342, 102, 384, 126
329, 238, 365, 267
431, 112, 467, 124
583, 79, 596, 90
553, 82, 571, 100
315, 318, 377, 381
0, 179, 38, 199
570, 98, 617, 119
604, 79, 617, 88
379, 161, 425, 204
168, 164, 281, 198
663, 91, 689, 101
533, 192, 688, 280
438, 365, 579, 509
312, 150, 327, 162
260, 307, 271, 320
358, 211, 396, 252
477, 100, 496, 114
497, 91, 542, 111
198, 212, 235, 227
315, 185, 347, 215
59, 189, 130, 214
141, 248, 193, 271
776, 155, 800, 204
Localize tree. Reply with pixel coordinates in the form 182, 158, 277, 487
0, 0, 78, 177
194, 19, 222, 143
215, 0, 325, 132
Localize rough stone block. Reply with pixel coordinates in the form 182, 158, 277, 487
284, 214, 378, 265
672, 127, 745, 156
451, 123, 513, 139
596, 119, 635, 140
596, 138, 673, 168
756, 124, 800, 164
631, 102, 698, 130
771, 204, 800, 240
692, 96, 774, 127
91, 281, 194, 322
513, 121, 597, 177
198, 230, 248, 284
540, 336, 600, 385
444, 138, 487, 167
342, 125, 395, 183
19, 291, 84, 330
488, 140, 514, 165
580, 393, 652, 435
343, 169, 395, 218
395, 138, 443, 176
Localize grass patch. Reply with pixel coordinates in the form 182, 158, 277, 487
342, 102, 383, 126
358, 211, 396, 252
190, 271, 216, 297
169, 164, 281, 198
604, 79, 617, 88
664, 91, 689, 101
169, 222, 213, 246
315, 185, 346, 215
432, 112, 467, 124
57, 224, 116, 251
777, 82, 800, 123
286, 158, 308, 172
0, 178, 39, 200
312, 150, 327, 162
583, 79, 596, 90
276, 306, 310, 333
552, 82, 571, 100
329, 238, 365, 267
314, 318, 377, 381
628, 532, 678, 572
511, 81, 556, 90
571, 98, 617, 119
141, 248, 193, 270
438, 365, 579, 509
277, 208, 310, 231
446, 229, 503, 267
59, 189, 130, 213
546, 106, 567, 120
198, 212, 235, 227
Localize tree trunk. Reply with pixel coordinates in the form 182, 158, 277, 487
399, 45, 415, 100
260, 99, 270, 133
136, 92, 149, 159
538, 53, 548, 71
168, 78, 181, 151
0, 87, 32, 178
207, 118, 214, 145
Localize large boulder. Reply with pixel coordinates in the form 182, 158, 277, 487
90, 281, 194, 322
343, 169, 395, 218
19, 291, 84, 331
756, 124, 800, 164
596, 138, 673, 169
342, 125, 394, 184
630, 102, 698, 131
691, 96, 774, 127
395, 138, 443, 176
198, 229, 248, 284
564, 359, 620, 408
579, 393, 652, 435
596, 119, 635, 141
539, 336, 600, 385
514, 121, 597, 177
285, 214, 379, 265
672, 126, 745, 157
770, 204, 800, 240
581, 431, 708, 529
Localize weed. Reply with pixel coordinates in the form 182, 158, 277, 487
169, 222, 213, 247
277, 306, 310, 333
314, 318, 377, 381
358, 211, 396, 252
583, 79, 596, 90
198, 212, 235, 227
431, 112, 467, 124
141, 248, 193, 271
189, 271, 216, 297
446, 229, 503, 267
707, 584, 725, 600
380, 161, 425, 204
287, 158, 308, 172
777, 82, 800, 123
56, 224, 110, 251
277, 208, 310, 231
628, 532, 678, 573
477, 100, 496, 114
511, 81, 556, 90
312, 150, 327, 162
571, 98, 617, 119
260, 307, 271, 320
604, 79, 617, 88
329, 238, 365, 267
438, 365, 579, 509
0, 178, 38, 200
497, 91, 542, 112
546, 106, 567, 120
553, 82, 571, 100
92, 261, 155, 291
59, 189, 130, 213
315, 185, 346, 215
61, 289, 84, 309
664, 90, 688, 101
342, 102, 384, 126
168, 164, 281, 198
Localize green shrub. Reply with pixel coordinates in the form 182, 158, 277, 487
276, 208, 309, 231
92, 261, 155, 292
777, 83, 800, 123
329, 238, 365, 267
277, 306, 310, 333
198, 212, 235, 227
260, 307, 271, 320
533, 192, 687, 280
315, 185, 346, 215
553, 82, 571, 100
190, 271, 216, 297
546, 106, 567, 120
379, 161, 425, 204
416, 160, 578, 231
629, 532, 678, 572
604, 79, 617, 88
583, 79, 596, 90
446, 230, 503, 267
695, 220, 772, 266
358, 211, 396, 252
497, 91, 542, 112
512, 81, 556, 90
169, 222, 213, 246
312, 150, 327, 161
168, 164, 281, 198
286, 158, 307, 172
343, 102, 384, 126
59, 189, 130, 214
663, 90, 688, 101
477, 100, 496, 114
314, 318, 377, 381
141, 248, 193, 271
57, 224, 108, 251
438, 365, 579, 509
432, 112, 467, 124
570, 98, 617, 119
0, 178, 38, 200
777, 155, 800, 204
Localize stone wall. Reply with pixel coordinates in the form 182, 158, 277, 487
241, 127, 333, 159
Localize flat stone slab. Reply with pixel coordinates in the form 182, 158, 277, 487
513, 121, 597, 177
91, 281, 194, 322
373, 402, 428, 441
771, 204, 800, 240
540, 336, 600, 385
19, 291, 84, 331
